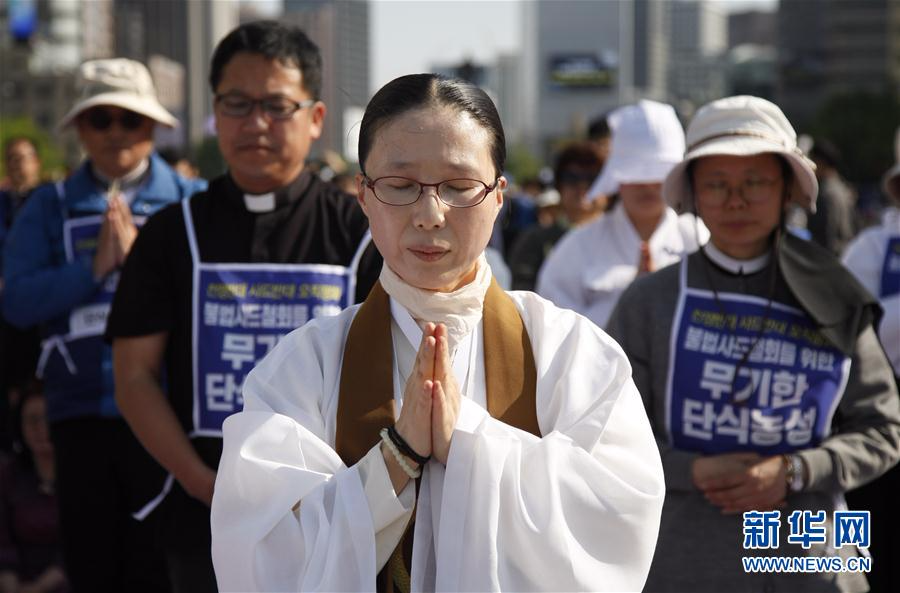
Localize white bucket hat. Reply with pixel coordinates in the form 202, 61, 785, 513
663, 95, 818, 212
587, 99, 685, 200
59, 58, 178, 130
882, 126, 900, 202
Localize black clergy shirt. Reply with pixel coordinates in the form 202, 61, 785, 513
106, 170, 382, 469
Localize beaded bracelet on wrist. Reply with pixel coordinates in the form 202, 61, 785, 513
379, 428, 421, 479
387, 424, 431, 465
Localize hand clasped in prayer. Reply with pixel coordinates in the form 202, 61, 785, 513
692, 452, 787, 514
393, 322, 461, 467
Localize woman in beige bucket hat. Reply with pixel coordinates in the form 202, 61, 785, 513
607, 96, 900, 592
3, 57, 205, 592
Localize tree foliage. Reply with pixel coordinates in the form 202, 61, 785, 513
806, 91, 900, 184
505, 143, 543, 185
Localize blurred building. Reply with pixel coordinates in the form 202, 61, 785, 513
727, 43, 777, 100
428, 57, 528, 150
494, 53, 528, 148
113, 0, 238, 151
667, 0, 728, 111
283, 0, 370, 164
519, 0, 670, 160
0, 0, 115, 166
728, 9, 776, 48
777, 0, 900, 127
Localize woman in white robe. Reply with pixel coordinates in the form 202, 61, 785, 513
841, 128, 900, 376
210, 73, 665, 592
537, 100, 708, 328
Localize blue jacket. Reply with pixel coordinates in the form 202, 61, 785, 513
0, 188, 33, 277
2, 153, 206, 421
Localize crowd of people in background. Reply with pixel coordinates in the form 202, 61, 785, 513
0, 17, 898, 593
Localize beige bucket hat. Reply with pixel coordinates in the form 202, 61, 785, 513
663, 95, 818, 212
59, 58, 178, 130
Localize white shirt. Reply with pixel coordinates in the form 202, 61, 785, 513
537, 204, 709, 328
842, 207, 900, 375
210, 291, 665, 592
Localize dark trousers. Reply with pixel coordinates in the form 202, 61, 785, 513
51, 417, 171, 593
847, 463, 900, 593
158, 483, 218, 593
0, 320, 40, 451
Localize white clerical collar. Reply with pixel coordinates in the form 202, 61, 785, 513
704, 242, 771, 274
243, 192, 276, 213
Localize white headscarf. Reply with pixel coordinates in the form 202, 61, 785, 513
379, 253, 492, 352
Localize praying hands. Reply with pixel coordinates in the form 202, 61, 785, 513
383, 323, 462, 491
93, 193, 139, 281
692, 452, 788, 514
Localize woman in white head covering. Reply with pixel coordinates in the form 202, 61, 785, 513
536, 100, 708, 328
606, 96, 900, 592
842, 127, 900, 376
210, 74, 665, 592
840, 129, 900, 593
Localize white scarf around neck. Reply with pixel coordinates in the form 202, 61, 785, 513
379, 253, 492, 351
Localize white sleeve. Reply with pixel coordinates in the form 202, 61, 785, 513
210, 323, 414, 592
424, 295, 666, 592
878, 292, 900, 375
841, 229, 883, 297
535, 232, 586, 313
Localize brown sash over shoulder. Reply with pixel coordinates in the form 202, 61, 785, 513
334, 277, 539, 592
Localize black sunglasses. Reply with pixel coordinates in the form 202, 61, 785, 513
82, 108, 147, 131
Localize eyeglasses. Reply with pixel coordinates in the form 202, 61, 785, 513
214, 93, 315, 120
696, 177, 781, 205
363, 175, 499, 208
82, 108, 147, 131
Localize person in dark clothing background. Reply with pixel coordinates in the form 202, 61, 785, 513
0, 137, 43, 453
806, 137, 857, 256
507, 141, 605, 291
3, 57, 204, 593
107, 21, 381, 593
0, 380, 68, 593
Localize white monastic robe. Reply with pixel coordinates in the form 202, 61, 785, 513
537, 204, 708, 328
211, 278, 665, 592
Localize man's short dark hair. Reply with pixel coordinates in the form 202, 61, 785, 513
553, 141, 604, 186
809, 138, 842, 169
209, 20, 323, 100
587, 114, 611, 141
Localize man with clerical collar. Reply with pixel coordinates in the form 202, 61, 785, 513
2, 58, 206, 592
106, 20, 382, 592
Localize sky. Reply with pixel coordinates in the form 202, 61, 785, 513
242, 0, 779, 94
369, 0, 778, 92
370, 0, 523, 91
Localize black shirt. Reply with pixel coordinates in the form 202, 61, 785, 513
106, 171, 382, 467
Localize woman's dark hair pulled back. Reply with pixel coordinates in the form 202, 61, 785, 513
358, 74, 506, 178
